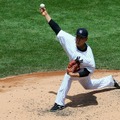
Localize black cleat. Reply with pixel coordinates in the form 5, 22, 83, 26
114, 80, 120, 89
50, 103, 65, 112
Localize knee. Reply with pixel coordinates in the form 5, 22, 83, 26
82, 85, 94, 90
84, 87, 91, 90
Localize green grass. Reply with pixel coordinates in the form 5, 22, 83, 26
0, 0, 120, 78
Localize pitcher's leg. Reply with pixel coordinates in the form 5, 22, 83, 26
78, 75, 115, 89
90, 75, 115, 89
55, 73, 72, 106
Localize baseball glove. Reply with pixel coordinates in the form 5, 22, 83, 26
67, 57, 81, 73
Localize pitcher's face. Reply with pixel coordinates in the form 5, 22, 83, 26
76, 36, 87, 48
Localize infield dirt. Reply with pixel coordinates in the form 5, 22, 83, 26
0, 70, 120, 120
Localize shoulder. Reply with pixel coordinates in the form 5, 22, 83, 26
57, 30, 75, 39
86, 44, 93, 51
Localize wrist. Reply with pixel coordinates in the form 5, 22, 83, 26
68, 72, 80, 77
45, 14, 51, 22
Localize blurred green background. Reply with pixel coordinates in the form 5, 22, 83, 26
0, 0, 120, 78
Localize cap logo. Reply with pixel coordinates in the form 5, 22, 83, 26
79, 30, 83, 34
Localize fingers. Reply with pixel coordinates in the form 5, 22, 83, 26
40, 8, 45, 12
67, 67, 74, 74
67, 68, 70, 74
39, 8, 45, 15
39, 3, 47, 16
67, 68, 71, 74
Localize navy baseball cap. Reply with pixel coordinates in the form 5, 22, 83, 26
76, 28, 88, 38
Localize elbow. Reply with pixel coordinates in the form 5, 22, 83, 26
79, 68, 90, 77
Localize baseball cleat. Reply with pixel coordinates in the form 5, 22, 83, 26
114, 80, 120, 89
50, 103, 65, 112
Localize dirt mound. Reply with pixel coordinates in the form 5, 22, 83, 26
0, 70, 120, 120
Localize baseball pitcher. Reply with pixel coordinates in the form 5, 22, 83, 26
39, 5, 120, 112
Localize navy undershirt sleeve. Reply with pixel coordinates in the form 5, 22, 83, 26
78, 68, 90, 77
48, 19, 61, 35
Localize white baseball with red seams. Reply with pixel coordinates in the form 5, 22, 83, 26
40, 3, 45, 8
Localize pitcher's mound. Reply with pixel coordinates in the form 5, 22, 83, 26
0, 70, 120, 120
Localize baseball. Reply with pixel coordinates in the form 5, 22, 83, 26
40, 3, 45, 8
